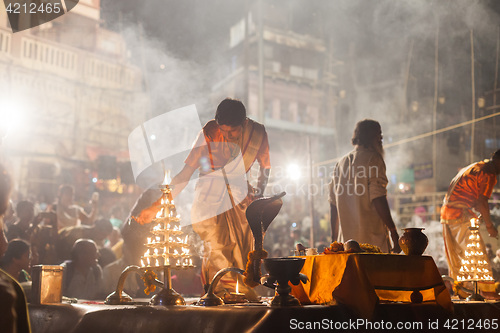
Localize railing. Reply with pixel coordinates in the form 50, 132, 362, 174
393, 189, 500, 226
393, 191, 447, 225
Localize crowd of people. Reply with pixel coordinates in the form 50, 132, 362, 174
0, 182, 207, 302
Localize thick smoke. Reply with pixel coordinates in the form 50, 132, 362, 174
100, 0, 500, 220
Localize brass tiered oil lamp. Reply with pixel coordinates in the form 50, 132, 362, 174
456, 217, 494, 301
141, 172, 194, 305
105, 171, 194, 306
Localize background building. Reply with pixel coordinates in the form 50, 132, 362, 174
0, 0, 146, 206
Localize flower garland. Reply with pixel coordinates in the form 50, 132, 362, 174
142, 270, 158, 295
360, 243, 382, 253
243, 249, 268, 288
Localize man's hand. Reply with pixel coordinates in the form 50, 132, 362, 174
390, 230, 401, 253
372, 196, 401, 253
486, 224, 498, 238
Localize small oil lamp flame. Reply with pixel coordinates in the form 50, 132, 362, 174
224, 279, 246, 303
163, 170, 171, 185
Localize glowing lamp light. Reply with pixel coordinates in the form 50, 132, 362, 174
457, 216, 494, 288
163, 170, 171, 185
287, 163, 301, 181
0, 98, 28, 139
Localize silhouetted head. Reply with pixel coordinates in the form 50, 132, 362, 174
0, 239, 30, 269
58, 184, 75, 206
352, 119, 383, 156
215, 98, 247, 143
16, 201, 35, 221
71, 239, 98, 267
215, 98, 246, 127
93, 219, 113, 242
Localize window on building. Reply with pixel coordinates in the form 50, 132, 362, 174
264, 45, 273, 59
290, 65, 304, 77
280, 101, 290, 121
272, 61, 281, 73
304, 68, 318, 80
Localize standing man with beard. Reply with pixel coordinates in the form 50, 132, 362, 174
329, 119, 401, 253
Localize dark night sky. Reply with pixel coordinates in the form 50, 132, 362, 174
99, 0, 500, 123
100, 0, 500, 62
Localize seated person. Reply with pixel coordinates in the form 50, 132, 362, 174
61, 239, 103, 300
56, 185, 98, 229
0, 164, 31, 333
6, 201, 36, 241
57, 218, 113, 262
0, 239, 31, 282
29, 212, 58, 265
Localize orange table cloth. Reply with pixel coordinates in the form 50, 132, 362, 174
290, 253, 453, 318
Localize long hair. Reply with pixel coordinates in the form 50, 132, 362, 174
351, 119, 381, 148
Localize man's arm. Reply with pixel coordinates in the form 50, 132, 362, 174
330, 203, 339, 243
255, 167, 270, 198
372, 196, 401, 253
476, 195, 498, 238
79, 199, 98, 226
171, 164, 197, 198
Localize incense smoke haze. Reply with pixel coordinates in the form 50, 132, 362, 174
99, 0, 500, 220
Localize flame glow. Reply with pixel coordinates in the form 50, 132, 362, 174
163, 170, 171, 185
